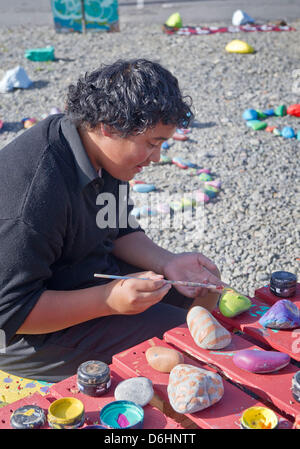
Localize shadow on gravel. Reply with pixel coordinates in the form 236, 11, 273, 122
0, 122, 23, 133
192, 121, 217, 129
29, 80, 50, 89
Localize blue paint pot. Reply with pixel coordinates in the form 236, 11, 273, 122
77, 360, 111, 397
10, 405, 46, 429
100, 400, 144, 429
270, 271, 297, 298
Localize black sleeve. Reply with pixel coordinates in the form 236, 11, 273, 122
116, 181, 145, 239
0, 218, 61, 345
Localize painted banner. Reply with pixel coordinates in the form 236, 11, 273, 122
50, 0, 119, 33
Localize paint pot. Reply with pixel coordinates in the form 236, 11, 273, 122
83, 425, 107, 429
240, 406, 278, 429
47, 397, 85, 429
10, 405, 46, 429
100, 400, 144, 429
77, 360, 111, 397
269, 271, 297, 298
291, 370, 300, 403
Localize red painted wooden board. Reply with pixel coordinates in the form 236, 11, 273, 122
112, 337, 293, 429
212, 296, 300, 361
163, 324, 300, 419
255, 283, 300, 308
49, 364, 184, 429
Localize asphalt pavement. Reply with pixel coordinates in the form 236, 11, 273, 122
0, 0, 299, 27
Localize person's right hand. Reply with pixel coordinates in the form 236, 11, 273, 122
103, 271, 172, 315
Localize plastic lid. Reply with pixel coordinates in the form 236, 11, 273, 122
77, 360, 110, 385
270, 271, 297, 287
10, 405, 46, 429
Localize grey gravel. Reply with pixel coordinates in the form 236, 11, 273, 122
0, 21, 299, 297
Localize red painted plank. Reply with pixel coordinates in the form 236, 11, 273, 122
163, 324, 300, 419
255, 283, 300, 308
212, 296, 300, 361
112, 337, 293, 429
50, 364, 184, 429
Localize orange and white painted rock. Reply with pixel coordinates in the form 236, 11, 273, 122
167, 364, 224, 413
145, 346, 184, 373
187, 306, 232, 349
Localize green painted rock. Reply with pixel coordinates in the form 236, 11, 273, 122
273, 128, 281, 136
219, 289, 252, 317
255, 110, 268, 119
165, 12, 182, 28
274, 105, 287, 117
247, 120, 267, 131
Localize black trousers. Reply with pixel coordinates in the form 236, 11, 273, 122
0, 258, 193, 382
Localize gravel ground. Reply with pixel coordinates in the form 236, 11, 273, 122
0, 21, 299, 297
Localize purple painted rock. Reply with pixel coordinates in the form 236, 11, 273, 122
258, 299, 300, 329
167, 364, 224, 413
233, 349, 290, 373
205, 179, 221, 189
187, 306, 232, 350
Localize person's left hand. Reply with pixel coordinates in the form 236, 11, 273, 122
163, 252, 225, 298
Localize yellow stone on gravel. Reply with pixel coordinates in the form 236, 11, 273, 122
225, 40, 255, 54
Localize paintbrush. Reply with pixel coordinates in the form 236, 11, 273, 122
94, 273, 226, 293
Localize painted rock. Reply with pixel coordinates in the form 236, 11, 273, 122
195, 190, 210, 203
266, 126, 276, 132
242, 109, 258, 121
172, 156, 188, 169
225, 40, 255, 54
247, 120, 267, 130
139, 206, 157, 217
176, 128, 191, 134
204, 185, 219, 198
274, 104, 287, 116
187, 306, 232, 349
114, 377, 154, 407
159, 154, 172, 164
129, 179, 146, 187
255, 110, 268, 120
172, 132, 189, 141
23, 118, 37, 129
263, 109, 275, 116
205, 179, 221, 189
181, 197, 196, 209
161, 141, 170, 149
219, 289, 252, 317
233, 349, 290, 373
281, 126, 296, 138
198, 172, 212, 182
232, 10, 254, 26
0, 66, 32, 93
165, 12, 182, 28
145, 346, 184, 373
167, 364, 224, 414
49, 107, 61, 115
258, 299, 300, 329
197, 168, 211, 174
297, 130, 300, 141
132, 183, 156, 193
287, 104, 300, 117
0, 119, 3, 130
273, 128, 281, 136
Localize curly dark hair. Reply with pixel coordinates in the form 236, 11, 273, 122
65, 58, 193, 136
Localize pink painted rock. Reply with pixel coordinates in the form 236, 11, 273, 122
167, 364, 224, 413
187, 306, 232, 349
205, 179, 221, 189
172, 132, 189, 141
145, 346, 184, 373
195, 190, 210, 203
233, 349, 290, 373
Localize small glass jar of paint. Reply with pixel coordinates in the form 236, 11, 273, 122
47, 397, 85, 429
269, 271, 297, 298
10, 404, 46, 429
292, 370, 300, 403
100, 400, 144, 429
77, 360, 111, 397
240, 406, 278, 429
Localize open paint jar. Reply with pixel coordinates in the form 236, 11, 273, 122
77, 360, 111, 397
292, 370, 300, 403
270, 271, 297, 298
240, 406, 278, 429
10, 405, 46, 429
47, 397, 85, 429
100, 400, 144, 429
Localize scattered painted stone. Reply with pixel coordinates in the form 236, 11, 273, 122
242, 109, 258, 121
204, 185, 219, 198
266, 125, 276, 132
165, 12, 183, 28
139, 206, 157, 217
197, 168, 211, 174
25, 46, 55, 62
232, 10, 254, 26
167, 364, 224, 414
258, 299, 300, 329
187, 305, 232, 349
255, 110, 268, 120
247, 120, 267, 130
159, 154, 172, 164
281, 126, 296, 138
114, 377, 154, 407
181, 197, 196, 209
195, 190, 210, 203
49, 107, 61, 115
274, 104, 287, 116
0, 120, 3, 130
233, 349, 290, 373
129, 179, 146, 187
225, 40, 255, 54
172, 132, 189, 141
219, 289, 252, 318
176, 128, 191, 134
145, 346, 184, 373
198, 172, 212, 182
172, 156, 188, 169
205, 179, 221, 189
273, 128, 281, 136
132, 183, 156, 193
22, 118, 37, 129
263, 109, 275, 116
287, 104, 300, 117
161, 141, 170, 150
0, 66, 32, 93
297, 130, 300, 141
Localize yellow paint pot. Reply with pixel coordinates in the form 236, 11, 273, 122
240, 406, 278, 429
47, 397, 85, 429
